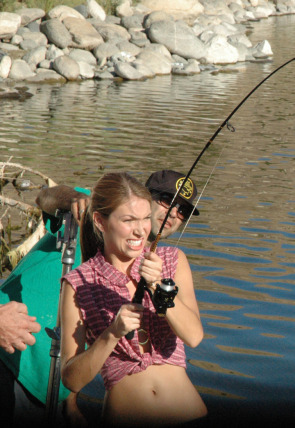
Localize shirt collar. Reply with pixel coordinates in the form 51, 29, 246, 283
91, 248, 148, 286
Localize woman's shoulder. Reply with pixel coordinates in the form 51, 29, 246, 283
63, 258, 95, 287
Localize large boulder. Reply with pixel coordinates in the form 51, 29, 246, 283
140, 0, 204, 22
147, 20, 206, 60
113, 62, 144, 80
0, 12, 22, 39
46, 5, 85, 21
53, 55, 80, 80
86, 0, 106, 20
9, 59, 36, 80
40, 19, 72, 49
0, 54, 11, 78
204, 35, 239, 64
136, 49, 172, 74
90, 21, 131, 41
15, 7, 45, 26
62, 17, 104, 49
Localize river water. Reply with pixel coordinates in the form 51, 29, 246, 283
1, 13, 295, 426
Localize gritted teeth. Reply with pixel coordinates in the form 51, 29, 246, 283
128, 239, 143, 246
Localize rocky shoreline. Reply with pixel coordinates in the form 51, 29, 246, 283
0, 0, 294, 89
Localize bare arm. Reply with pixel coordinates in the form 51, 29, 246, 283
160, 249, 203, 348
36, 185, 90, 225
60, 281, 143, 392
139, 249, 203, 347
0, 302, 41, 354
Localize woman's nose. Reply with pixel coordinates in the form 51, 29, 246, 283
134, 221, 144, 235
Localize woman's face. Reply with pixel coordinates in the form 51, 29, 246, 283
94, 195, 151, 263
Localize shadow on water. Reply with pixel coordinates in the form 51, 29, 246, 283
1, 13, 295, 427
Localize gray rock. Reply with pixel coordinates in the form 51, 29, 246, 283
0, 55, 11, 78
251, 40, 273, 58
22, 46, 47, 67
114, 61, 144, 80
0, 42, 20, 52
205, 35, 239, 64
22, 30, 48, 46
143, 11, 174, 29
140, 0, 204, 22
46, 44, 64, 60
53, 55, 80, 80
227, 41, 249, 62
74, 5, 89, 19
131, 60, 155, 78
77, 60, 95, 78
86, 0, 106, 21
62, 17, 103, 49
0, 12, 22, 39
94, 69, 116, 79
147, 19, 206, 60
105, 16, 121, 25
110, 51, 136, 64
129, 29, 150, 48
136, 49, 171, 74
142, 43, 172, 59
39, 59, 53, 69
9, 59, 36, 80
20, 39, 39, 51
15, 7, 45, 26
172, 58, 200, 75
120, 14, 145, 30
46, 5, 85, 21
227, 33, 252, 48
93, 42, 120, 60
10, 35, 23, 46
26, 68, 66, 83
116, 1, 134, 18
40, 19, 72, 49
90, 21, 131, 41
16, 27, 30, 36
26, 21, 41, 33
116, 40, 141, 57
69, 48, 97, 65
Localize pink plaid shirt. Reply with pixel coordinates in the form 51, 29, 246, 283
63, 246, 186, 390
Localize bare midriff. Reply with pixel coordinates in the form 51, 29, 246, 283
102, 364, 208, 427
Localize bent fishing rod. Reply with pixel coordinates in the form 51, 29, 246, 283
126, 56, 295, 339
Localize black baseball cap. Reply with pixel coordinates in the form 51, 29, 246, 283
145, 170, 199, 216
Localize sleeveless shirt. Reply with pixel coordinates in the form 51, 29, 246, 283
62, 246, 186, 390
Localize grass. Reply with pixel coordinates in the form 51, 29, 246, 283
0, 0, 123, 14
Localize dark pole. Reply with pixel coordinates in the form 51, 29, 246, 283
45, 211, 78, 426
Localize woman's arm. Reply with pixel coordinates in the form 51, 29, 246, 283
60, 281, 143, 392
164, 249, 204, 348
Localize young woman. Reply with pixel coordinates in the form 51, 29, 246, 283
60, 172, 207, 427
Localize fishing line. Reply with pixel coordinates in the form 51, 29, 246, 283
127, 56, 295, 336
176, 145, 227, 245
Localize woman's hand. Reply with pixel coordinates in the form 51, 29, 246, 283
139, 251, 162, 286
109, 303, 143, 338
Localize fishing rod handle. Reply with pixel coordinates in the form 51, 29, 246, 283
125, 276, 147, 340
125, 238, 161, 340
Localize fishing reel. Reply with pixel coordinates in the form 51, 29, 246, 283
151, 278, 178, 316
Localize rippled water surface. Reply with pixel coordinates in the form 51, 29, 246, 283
1, 14, 295, 424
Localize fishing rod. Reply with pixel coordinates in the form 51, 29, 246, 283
126, 56, 295, 339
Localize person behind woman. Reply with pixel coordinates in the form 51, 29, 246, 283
60, 172, 207, 427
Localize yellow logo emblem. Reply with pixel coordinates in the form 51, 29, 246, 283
176, 177, 194, 200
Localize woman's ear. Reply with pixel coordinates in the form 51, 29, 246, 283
93, 212, 105, 233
